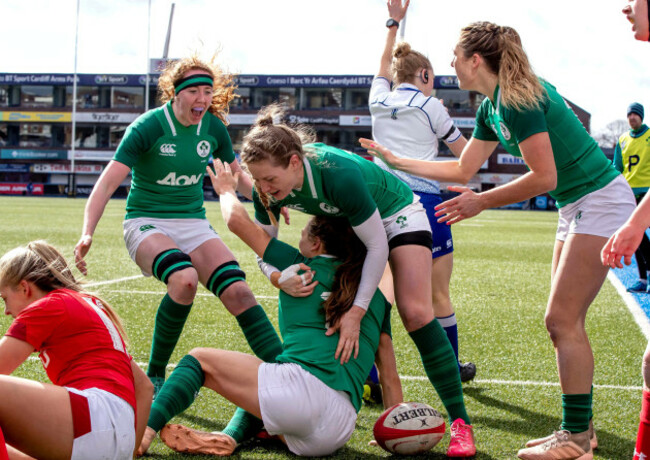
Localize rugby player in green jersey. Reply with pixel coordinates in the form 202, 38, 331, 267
136, 160, 400, 457
362, 21, 637, 460
73, 55, 283, 410
234, 105, 476, 457
603, 3, 650, 458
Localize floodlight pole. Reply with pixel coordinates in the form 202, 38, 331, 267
144, 0, 151, 111
69, 0, 81, 198
163, 3, 175, 59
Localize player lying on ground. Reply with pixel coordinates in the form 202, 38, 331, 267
0, 241, 153, 459
136, 160, 400, 457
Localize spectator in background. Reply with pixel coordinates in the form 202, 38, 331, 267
614, 102, 650, 293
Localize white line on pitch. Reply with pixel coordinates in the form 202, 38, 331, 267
607, 270, 650, 340
98, 289, 279, 300
86, 275, 143, 287
23, 358, 642, 391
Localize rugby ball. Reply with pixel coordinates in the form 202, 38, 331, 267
373, 402, 445, 455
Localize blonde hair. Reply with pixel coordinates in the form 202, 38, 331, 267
241, 104, 316, 226
0, 241, 128, 344
458, 22, 546, 111
392, 42, 432, 85
157, 52, 236, 124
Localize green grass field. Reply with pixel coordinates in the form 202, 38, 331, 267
0, 196, 643, 459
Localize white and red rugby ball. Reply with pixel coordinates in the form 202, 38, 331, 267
373, 402, 446, 455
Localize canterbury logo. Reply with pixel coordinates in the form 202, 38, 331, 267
160, 144, 177, 154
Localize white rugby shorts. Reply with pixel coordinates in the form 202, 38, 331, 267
382, 195, 432, 242
123, 217, 220, 276
556, 175, 635, 241
258, 362, 357, 457
66, 387, 135, 460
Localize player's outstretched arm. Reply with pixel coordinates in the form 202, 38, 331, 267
360, 137, 496, 184
602, 194, 650, 268
375, 332, 403, 409
75, 161, 130, 275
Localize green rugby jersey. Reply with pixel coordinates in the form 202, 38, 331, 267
252, 143, 414, 226
473, 80, 619, 207
263, 237, 391, 412
114, 102, 235, 219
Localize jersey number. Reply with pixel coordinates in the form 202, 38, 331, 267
82, 297, 126, 353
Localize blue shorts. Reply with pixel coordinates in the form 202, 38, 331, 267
414, 191, 453, 259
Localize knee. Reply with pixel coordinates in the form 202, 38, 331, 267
168, 269, 199, 299
220, 282, 256, 311
189, 347, 211, 364
544, 311, 583, 344
399, 304, 435, 332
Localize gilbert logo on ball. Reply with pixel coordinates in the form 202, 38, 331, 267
373, 402, 445, 455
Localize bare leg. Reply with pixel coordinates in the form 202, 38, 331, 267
159, 348, 264, 457
546, 234, 609, 394
431, 253, 454, 318
390, 245, 435, 331
0, 375, 73, 460
378, 262, 395, 305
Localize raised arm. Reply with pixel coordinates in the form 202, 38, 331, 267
229, 159, 254, 201
377, 0, 410, 79
206, 161, 271, 258
74, 160, 131, 275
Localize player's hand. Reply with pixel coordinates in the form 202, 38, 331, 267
601, 222, 645, 268
434, 185, 484, 225
280, 207, 291, 225
326, 306, 365, 364
278, 263, 318, 297
206, 159, 239, 196
359, 138, 399, 170
74, 235, 92, 276
387, 0, 409, 22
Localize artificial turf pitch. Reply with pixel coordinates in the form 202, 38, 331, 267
0, 196, 643, 459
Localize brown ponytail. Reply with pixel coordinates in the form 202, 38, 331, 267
306, 217, 367, 327
458, 22, 546, 111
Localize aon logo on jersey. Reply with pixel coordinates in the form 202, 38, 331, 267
157, 172, 203, 186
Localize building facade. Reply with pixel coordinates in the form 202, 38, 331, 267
0, 72, 592, 206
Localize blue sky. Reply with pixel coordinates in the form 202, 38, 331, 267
2, 0, 649, 134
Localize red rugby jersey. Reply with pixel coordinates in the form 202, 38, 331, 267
6, 289, 135, 411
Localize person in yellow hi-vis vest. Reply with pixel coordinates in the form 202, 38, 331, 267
614, 102, 650, 293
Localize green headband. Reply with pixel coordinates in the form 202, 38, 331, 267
174, 74, 214, 93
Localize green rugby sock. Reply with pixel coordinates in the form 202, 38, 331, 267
236, 305, 283, 363
148, 354, 205, 432
409, 319, 470, 424
223, 407, 264, 444
561, 392, 591, 433
147, 294, 193, 378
